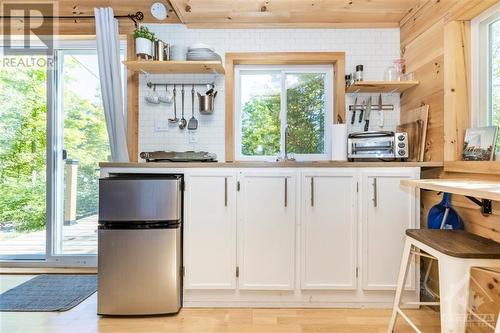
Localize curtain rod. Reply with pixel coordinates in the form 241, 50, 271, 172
0, 11, 144, 27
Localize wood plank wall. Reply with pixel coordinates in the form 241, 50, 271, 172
402, 1, 500, 242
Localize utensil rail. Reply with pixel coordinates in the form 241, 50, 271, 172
146, 82, 216, 88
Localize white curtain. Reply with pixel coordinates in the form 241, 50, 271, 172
94, 7, 129, 162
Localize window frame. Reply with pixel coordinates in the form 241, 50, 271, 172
234, 64, 333, 162
471, 3, 500, 128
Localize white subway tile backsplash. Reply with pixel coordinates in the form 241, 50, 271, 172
138, 24, 401, 161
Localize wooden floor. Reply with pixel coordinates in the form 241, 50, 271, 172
0, 275, 441, 333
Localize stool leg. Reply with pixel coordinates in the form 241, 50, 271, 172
437, 256, 471, 333
387, 238, 413, 333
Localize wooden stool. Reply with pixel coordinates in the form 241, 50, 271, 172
387, 229, 500, 333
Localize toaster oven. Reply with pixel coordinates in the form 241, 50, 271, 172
347, 131, 408, 160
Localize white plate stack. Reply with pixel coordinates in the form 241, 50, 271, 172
187, 43, 221, 62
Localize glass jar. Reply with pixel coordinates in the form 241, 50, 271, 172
384, 65, 398, 81
393, 59, 406, 81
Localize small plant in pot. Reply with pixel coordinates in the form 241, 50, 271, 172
134, 26, 157, 60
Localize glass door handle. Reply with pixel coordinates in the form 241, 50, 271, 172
62, 149, 67, 160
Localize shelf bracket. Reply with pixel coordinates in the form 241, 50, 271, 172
465, 196, 492, 216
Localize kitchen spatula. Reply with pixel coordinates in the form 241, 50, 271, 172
187, 85, 198, 130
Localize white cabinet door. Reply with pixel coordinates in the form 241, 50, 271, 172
301, 170, 358, 290
238, 171, 296, 290
184, 171, 237, 289
361, 168, 419, 291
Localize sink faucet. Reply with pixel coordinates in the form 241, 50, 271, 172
277, 125, 296, 162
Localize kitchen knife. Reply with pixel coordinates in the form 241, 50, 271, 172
378, 94, 384, 127
350, 97, 358, 125
358, 100, 365, 123
364, 97, 372, 131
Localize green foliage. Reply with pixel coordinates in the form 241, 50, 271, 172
241, 73, 325, 157
133, 26, 157, 42
287, 74, 325, 154
0, 56, 110, 232
241, 94, 280, 156
0, 62, 47, 231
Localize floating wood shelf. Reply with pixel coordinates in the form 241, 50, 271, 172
346, 80, 419, 93
401, 178, 500, 202
123, 60, 225, 75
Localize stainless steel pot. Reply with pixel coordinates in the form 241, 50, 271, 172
197, 91, 217, 114
154, 40, 170, 61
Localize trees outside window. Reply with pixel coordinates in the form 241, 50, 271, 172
236, 66, 332, 161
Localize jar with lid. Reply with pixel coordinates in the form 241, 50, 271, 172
345, 74, 352, 88
354, 65, 363, 82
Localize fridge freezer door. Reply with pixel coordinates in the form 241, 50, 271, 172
97, 228, 182, 315
99, 178, 181, 222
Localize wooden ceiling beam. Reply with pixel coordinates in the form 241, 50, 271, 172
186, 22, 400, 29
168, 0, 420, 28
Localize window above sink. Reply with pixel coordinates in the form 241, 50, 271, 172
234, 65, 333, 161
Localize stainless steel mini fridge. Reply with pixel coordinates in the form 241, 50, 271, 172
97, 174, 182, 315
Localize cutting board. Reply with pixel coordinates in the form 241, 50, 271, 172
398, 105, 429, 161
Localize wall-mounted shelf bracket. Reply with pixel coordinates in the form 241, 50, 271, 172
465, 196, 492, 216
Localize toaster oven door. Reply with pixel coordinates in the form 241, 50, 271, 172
348, 138, 395, 158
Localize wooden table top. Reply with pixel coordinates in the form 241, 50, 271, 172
400, 178, 500, 202
406, 229, 500, 259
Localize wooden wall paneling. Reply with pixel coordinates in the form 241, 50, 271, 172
126, 34, 139, 162
448, 0, 500, 21
224, 52, 345, 162
420, 190, 500, 242
1, 0, 180, 35
401, 56, 444, 104
402, 91, 444, 162
401, 56, 444, 162
443, 20, 471, 162
399, 0, 457, 47
401, 19, 444, 74
467, 267, 500, 333
399, 0, 432, 27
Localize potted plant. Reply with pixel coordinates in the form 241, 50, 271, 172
134, 26, 157, 60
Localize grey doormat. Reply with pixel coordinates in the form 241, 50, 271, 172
0, 274, 97, 312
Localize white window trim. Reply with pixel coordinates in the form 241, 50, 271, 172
234, 64, 333, 162
471, 3, 500, 127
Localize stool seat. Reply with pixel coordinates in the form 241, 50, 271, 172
405, 229, 500, 259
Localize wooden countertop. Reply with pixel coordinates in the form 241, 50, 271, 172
401, 178, 500, 202
100, 161, 443, 168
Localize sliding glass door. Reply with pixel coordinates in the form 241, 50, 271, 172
54, 49, 111, 259
0, 41, 124, 265
0, 54, 48, 259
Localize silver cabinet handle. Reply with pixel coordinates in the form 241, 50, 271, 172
311, 177, 314, 207
372, 178, 377, 207
284, 177, 288, 207
224, 177, 228, 207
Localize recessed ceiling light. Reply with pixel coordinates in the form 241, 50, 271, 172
151, 2, 168, 21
